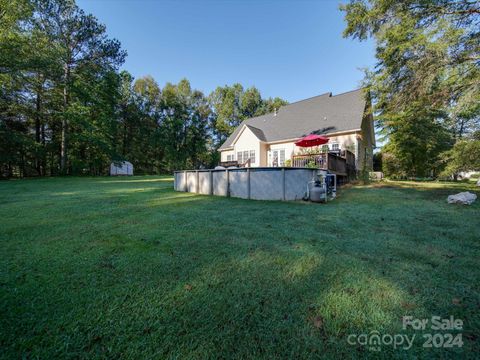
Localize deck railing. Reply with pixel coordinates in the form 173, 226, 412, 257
292, 150, 355, 177
220, 150, 355, 177
327, 153, 347, 175
219, 160, 238, 167
291, 153, 328, 168
219, 158, 252, 168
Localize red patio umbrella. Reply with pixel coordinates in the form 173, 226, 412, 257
294, 134, 329, 147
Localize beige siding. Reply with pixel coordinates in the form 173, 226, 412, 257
220, 149, 235, 162
219, 123, 374, 170
219, 126, 264, 166
234, 126, 262, 166
270, 133, 358, 162
269, 141, 296, 166
259, 142, 269, 166
326, 133, 357, 153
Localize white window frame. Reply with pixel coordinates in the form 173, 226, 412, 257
270, 149, 285, 167
249, 150, 256, 164
279, 149, 285, 166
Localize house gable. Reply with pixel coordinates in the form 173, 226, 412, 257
223, 124, 266, 150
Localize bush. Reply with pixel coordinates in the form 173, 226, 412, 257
440, 140, 480, 178
306, 160, 317, 169
373, 152, 382, 171
382, 152, 406, 179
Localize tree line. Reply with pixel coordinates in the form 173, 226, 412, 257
0, 0, 287, 178
4, 0, 478, 180
342, 0, 480, 179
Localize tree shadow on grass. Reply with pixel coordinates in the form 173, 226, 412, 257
1, 180, 478, 358
88, 241, 471, 359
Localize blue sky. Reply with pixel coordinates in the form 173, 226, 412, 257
78, 0, 376, 102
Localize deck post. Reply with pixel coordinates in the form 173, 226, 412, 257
282, 168, 286, 201
247, 168, 251, 199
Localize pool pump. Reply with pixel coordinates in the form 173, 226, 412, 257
305, 171, 337, 203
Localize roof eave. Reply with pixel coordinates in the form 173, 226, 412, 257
218, 146, 234, 152
265, 129, 362, 145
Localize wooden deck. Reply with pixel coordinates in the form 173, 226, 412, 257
219, 151, 355, 180
292, 150, 356, 177
219, 160, 239, 167
219, 159, 251, 168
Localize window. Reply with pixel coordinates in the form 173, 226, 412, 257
272, 151, 278, 166
321, 145, 329, 153
279, 149, 285, 166
237, 149, 256, 164
249, 150, 256, 164
270, 149, 285, 167
226, 154, 234, 161
330, 143, 339, 151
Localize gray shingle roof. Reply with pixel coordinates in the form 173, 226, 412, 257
245, 125, 267, 142
219, 88, 367, 150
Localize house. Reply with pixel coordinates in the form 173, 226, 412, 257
218, 89, 375, 172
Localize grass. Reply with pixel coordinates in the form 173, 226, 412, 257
0, 176, 479, 359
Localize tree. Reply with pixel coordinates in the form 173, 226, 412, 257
1, 0, 287, 177
342, 0, 480, 177
440, 139, 480, 178
342, 0, 479, 109
159, 79, 212, 171
372, 151, 382, 171
240, 86, 263, 118
0, 0, 41, 177
379, 102, 453, 177
33, 0, 126, 173
262, 97, 288, 114
209, 84, 288, 146
209, 84, 245, 143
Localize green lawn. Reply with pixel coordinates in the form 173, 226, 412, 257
0, 176, 479, 359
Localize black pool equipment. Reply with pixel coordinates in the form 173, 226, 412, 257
325, 174, 337, 199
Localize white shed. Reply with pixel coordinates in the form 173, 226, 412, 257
110, 161, 133, 176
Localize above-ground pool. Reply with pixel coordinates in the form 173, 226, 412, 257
174, 167, 327, 201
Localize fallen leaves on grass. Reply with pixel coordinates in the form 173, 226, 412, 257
409, 287, 419, 295
452, 298, 461, 305
184, 284, 192, 291
307, 315, 325, 330
313, 316, 324, 329
401, 302, 417, 310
